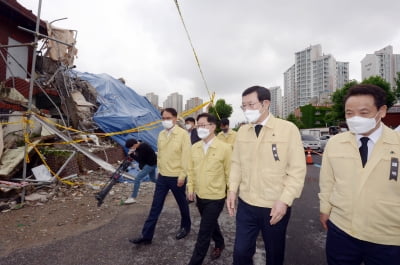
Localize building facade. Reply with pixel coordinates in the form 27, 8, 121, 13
336, 61, 349, 90
283, 44, 349, 118
185, 97, 203, 118
145, 92, 159, 108
295, 44, 322, 107
312, 54, 336, 102
361, 45, 400, 89
269, 86, 282, 117
163, 92, 183, 113
283, 64, 296, 118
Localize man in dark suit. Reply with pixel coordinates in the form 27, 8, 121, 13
185, 117, 201, 145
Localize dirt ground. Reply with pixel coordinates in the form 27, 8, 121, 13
0, 161, 328, 264
0, 169, 153, 257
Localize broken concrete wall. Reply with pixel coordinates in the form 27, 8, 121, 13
76, 146, 125, 172
3, 111, 42, 145
70, 90, 95, 130
45, 23, 78, 66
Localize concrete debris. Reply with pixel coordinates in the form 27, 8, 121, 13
85, 181, 104, 190
31, 165, 53, 182
24, 193, 48, 202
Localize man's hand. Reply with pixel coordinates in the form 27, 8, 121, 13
177, 179, 185, 187
187, 192, 194, 201
320, 213, 330, 230
226, 191, 237, 217
270, 200, 288, 225
128, 149, 135, 155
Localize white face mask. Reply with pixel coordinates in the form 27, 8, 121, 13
197, 128, 210, 139
346, 114, 379, 134
244, 109, 262, 123
185, 124, 192, 130
162, 120, 174, 129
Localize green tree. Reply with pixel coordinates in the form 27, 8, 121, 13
324, 111, 338, 127
330, 77, 396, 121
330, 80, 358, 122
362, 76, 396, 107
300, 104, 314, 128
286, 113, 304, 128
208, 99, 233, 120
394, 72, 400, 101
298, 104, 332, 128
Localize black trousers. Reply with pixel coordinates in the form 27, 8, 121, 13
141, 175, 191, 240
326, 220, 400, 265
233, 198, 291, 265
188, 196, 225, 265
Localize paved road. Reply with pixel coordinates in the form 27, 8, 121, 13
1, 154, 327, 265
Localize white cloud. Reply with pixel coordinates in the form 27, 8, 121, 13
18, 0, 400, 125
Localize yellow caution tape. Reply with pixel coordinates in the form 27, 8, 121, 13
173, 0, 220, 120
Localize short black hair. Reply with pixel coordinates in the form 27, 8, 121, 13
161, 107, 177, 117
196, 113, 217, 125
185, 117, 195, 123
220, 118, 230, 126
125, 138, 138, 148
344, 84, 387, 109
242, 86, 271, 101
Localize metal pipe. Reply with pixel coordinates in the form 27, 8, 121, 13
52, 151, 76, 182
11, 178, 52, 183
34, 80, 69, 128
17, 26, 73, 47
49, 17, 68, 25
0, 43, 35, 48
22, 0, 43, 203
0, 113, 26, 117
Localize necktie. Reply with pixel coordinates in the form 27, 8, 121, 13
359, 137, 369, 167
255, 125, 262, 137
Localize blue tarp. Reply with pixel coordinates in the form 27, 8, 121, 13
75, 71, 162, 152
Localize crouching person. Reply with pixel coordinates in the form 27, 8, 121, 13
187, 113, 232, 265
124, 138, 157, 204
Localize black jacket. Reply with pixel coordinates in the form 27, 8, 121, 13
129, 142, 157, 169
190, 128, 201, 145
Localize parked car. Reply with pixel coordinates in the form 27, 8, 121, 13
301, 134, 321, 151
319, 135, 331, 152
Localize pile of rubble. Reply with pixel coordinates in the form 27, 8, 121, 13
1, 1, 143, 212
0, 163, 143, 213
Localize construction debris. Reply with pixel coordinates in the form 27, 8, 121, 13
0, 0, 182, 217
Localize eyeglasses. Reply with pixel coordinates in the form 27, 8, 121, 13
240, 101, 262, 110
197, 123, 212, 128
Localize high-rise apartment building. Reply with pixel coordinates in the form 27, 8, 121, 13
145, 92, 159, 108
295, 44, 322, 107
269, 86, 282, 117
312, 54, 336, 99
163, 92, 183, 113
336, 61, 349, 90
361, 45, 400, 89
185, 97, 203, 118
283, 44, 349, 117
283, 64, 296, 118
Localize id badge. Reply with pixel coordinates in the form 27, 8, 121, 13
389, 157, 398, 181
272, 144, 279, 161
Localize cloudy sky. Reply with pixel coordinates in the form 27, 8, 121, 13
19, 0, 400, 125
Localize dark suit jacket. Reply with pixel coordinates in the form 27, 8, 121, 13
190, 128, 201, 145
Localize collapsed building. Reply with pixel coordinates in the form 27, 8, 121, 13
0, 0, 162, 204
